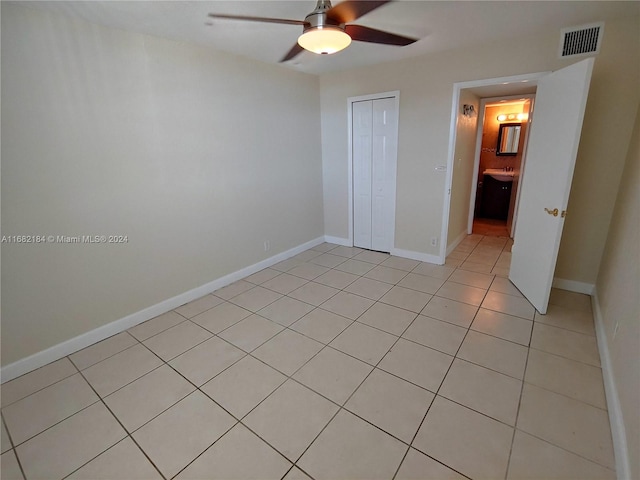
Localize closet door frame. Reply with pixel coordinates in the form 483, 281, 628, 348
347, 91, 400, 251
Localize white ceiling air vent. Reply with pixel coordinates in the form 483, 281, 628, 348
558, 22, 604, 59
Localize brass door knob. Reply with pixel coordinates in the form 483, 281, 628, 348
544, 208, 559, 217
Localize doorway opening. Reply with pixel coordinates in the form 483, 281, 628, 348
473, 218, 510, 237
441, 73, 542, 262
471, 96, 535, 238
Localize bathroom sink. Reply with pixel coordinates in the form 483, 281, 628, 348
483, 169, 515, 182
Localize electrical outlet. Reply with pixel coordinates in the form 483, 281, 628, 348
263, 240, 270, 252
430, 237, 438, 247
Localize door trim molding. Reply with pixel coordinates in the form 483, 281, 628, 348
347, 90, 400, 250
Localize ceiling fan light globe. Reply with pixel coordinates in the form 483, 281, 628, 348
297, 27, 351, 54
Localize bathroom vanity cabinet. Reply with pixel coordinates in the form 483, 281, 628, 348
481, 174, 512, 220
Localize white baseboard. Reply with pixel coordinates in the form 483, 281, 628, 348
552, 277, 595, 295
323, 235, 351, 247
592, 290, 630, 480
1, 236, 325, 383
322, 236, 443, 266
391, 247, 442, 265
446, 230, 467, 256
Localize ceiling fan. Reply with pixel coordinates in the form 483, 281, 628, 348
208, 0, 417, 62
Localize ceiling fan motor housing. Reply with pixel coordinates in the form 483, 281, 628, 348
304, 0, 345, 32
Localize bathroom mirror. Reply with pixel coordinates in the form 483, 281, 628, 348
497, 123, 521, 155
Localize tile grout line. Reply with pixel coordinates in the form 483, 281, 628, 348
449, 236, 616, 475
504, 336, 531, 480
255, 240, 610, 475
1, 412, 28, 480
83, 336, 258, 480
67, 348, 170, 480
3, 237, 609, 479
384, 292, 472, 480
2, 239, 483, 477
71, 329, 267, 479
283, 287, 428, 475
305, 246, 507, 477
4, 242, 465, 479
80, 279, 362, 476
202, 248, 424, 475
3, 363, 112, 450
392, 276, 487, 480
395, 234, 513, 478
1, 363, 79, 410
125, 269, 369, 479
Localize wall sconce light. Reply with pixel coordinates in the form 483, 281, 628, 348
497, 112, 528, 122
462, 104, 476, 117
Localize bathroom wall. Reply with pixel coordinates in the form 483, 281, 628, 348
475, 104, 528, 220
478, 104, 527, 182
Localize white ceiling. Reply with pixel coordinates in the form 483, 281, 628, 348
24, 1, 639, 75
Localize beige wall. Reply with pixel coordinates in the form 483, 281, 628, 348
595, 105, 640, 479
1, 4, 324, 366
447, 90, 479, 248
320, 16, 639, 278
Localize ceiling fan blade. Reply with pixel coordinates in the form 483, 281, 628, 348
280, 43, 305, 62
345, 24, 417, 46
208, 13, 306, 26
326, 1, 390, 24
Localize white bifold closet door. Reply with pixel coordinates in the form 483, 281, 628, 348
352, 97, 398, 253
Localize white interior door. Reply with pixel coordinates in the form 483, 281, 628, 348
509, 58, 594, 314
352, 97, 398, 252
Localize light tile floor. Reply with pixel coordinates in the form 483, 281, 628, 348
1, 235, 615, 479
